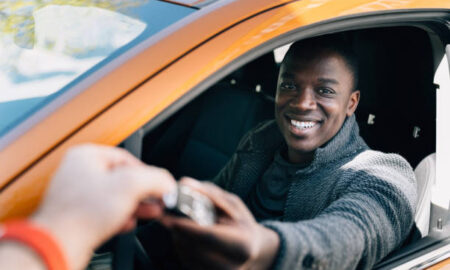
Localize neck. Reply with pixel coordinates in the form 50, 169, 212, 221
287, 148, 314, 164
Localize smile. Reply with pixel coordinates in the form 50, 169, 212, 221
290, 119, 318, 130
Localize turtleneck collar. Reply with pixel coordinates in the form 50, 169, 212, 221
245, 114, 368, 173
297, 114, 368, 173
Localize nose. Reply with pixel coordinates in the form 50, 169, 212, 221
289, 87, 317, 111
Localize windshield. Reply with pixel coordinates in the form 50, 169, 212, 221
0, 0, 195, 138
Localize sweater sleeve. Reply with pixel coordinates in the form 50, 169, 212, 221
262, 151, 417, 270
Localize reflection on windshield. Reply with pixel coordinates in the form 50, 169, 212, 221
0, 1, 148, 49
0, 0, 195, 138
1, 5, 146, 102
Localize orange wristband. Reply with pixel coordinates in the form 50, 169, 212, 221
0, 219, 69, 270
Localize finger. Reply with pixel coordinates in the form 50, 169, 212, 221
159, 214, 194, 228
111, 165, 177, 201
171, 226, 247, 268
135, 201, 164, 219
96, 145, 143, 169
179, 178, 252, 219
64, 144, 143, 172
167, 216, 252, 262
87, 144, 143, 169
119, 218, 137, 232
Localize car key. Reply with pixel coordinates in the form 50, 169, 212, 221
163, 184, 216, 226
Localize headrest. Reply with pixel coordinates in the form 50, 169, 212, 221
224, 52, 278, 99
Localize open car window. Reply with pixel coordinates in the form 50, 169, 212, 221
120, 25, 448, 267
139, 26, 439, 177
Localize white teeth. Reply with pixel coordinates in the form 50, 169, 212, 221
291, 120, 317, 129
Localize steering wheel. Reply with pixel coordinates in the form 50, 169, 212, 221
111, 231, 157, 270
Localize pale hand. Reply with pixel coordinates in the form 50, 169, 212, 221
31, 144, 177, 270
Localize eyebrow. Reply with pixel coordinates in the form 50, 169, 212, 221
280, 72, 294, 79
280, 73, 339, 85
318, 78, 339, 85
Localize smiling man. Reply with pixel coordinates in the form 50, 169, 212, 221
275, 39, 360, 164
162, 34, 417, 270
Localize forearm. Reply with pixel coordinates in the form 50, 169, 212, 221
0, 241, 46, 270
264, 216, 367, 270
263, 154, 417, 270
263, 198, 414, 270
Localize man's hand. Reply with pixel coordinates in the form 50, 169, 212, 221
161, 178, 279, 270
31, 144, 176, 270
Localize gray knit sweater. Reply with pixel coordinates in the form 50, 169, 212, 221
212, 115, 417, 270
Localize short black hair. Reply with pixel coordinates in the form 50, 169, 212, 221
283, 33, 359, 91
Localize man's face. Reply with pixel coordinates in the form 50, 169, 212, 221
275, 49, 360, 163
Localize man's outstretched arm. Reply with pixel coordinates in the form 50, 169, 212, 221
161, 151, 416, 270
263, 151, 417, 269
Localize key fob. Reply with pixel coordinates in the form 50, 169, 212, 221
163, 184, 216, 226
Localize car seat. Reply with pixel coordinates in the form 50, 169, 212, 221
142, 52, 278, 179
137, 53, 278, 268
414, 153, 435, 237
353, 27, 436, 168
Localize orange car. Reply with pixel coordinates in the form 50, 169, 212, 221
1, 0, 449, 268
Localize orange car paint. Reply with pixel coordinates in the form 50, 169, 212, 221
0, 0, 294, 190
0, 0, 448, 223
427, 258, 450, 270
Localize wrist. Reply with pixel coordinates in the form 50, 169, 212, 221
0, 241, 46, 270
31, 209, 97, 270
0, 219, 69, 270
254, 224, 280, 270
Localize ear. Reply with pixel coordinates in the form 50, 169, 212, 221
346, 90, 360, 116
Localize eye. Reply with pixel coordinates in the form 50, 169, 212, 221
317, 87, 335, 95
279, 82, 296, 91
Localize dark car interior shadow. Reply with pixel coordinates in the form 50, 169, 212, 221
128, 26, 442, 270
142, 26, 437, 180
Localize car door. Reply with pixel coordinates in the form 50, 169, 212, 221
0, 0, 293, 219
1, 1, 449, 268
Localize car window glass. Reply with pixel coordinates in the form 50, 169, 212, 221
0, 0, 195, 138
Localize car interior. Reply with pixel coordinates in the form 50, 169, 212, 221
142, 25, 441, 233
92, 25, 449, 270
143, 26, 437, 177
